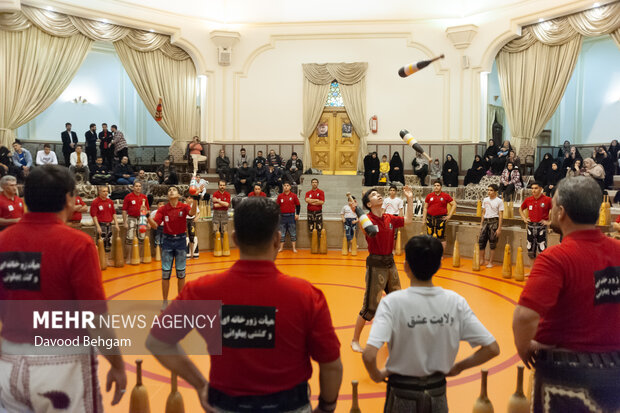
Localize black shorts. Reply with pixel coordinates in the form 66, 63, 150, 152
426, 215, 446, 240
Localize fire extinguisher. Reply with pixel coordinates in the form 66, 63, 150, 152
369, 115, 378, 134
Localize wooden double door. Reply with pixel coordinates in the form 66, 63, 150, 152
309, 107, 359, 175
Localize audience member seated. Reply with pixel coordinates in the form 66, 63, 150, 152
69, 144, 90, 182
429, 158, 442, 182
556, 139, 571, 162
490, 140, 511, 175
134, 169, 158, 206
236, 147, 249, 170
595, 146, 615, 189
544, 161, 562, 196
507, 150, 520, 169
156, 159, 178, 185
561, 146, 582, 173
389, 152, 404, 185
565, 159, 582, 178
267, 149, 282, 169
253, 161, 267, 189
187, 135, 207, 173
216, 149, 231, 182
90, 156, 114, 185
442, 154, 459, 187
36, 144, 58, 165
266, 164, 283, 195
464, 155, 487, 186
483, 139, 498, 167
196, 174, 211, 202
498, 161, 522, 202
234, 161, 254, 195
378, 155, 390, 185
11, 140, 32, 182
412, 152, 429, 186
284, 152, 303, 184
583, 157, 605, 191
534, 153, 553, 185
608, 139, 619, 175
114, 156, 135, 185
253, 150, 267, 169
363, 152, 380, 186
0, 146, 10, 178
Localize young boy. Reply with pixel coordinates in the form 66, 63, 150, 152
90, 186, 119, 252
379, 155, 390, 185
350, 185, 414, 352
341, 195, 358, 253
362, 236, 499, 410
277, 182, 300, 252
479, 184, 504, 268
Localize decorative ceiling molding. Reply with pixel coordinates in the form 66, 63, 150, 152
446, 24, 479, 49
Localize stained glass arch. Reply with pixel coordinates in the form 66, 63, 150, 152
325, 81, 344, 107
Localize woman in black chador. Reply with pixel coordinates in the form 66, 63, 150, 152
442, 154, 459, 187
464, 155, 487, 186
388, 152, 404, 184
534, 152, 553, 186
364, 152, 380, 186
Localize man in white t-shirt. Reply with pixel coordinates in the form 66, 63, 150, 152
382, 185, 404, 216
478, 183, 504, 268
35, 144, 58, 165
362, 235, 499, 412
341, 196, 358, 253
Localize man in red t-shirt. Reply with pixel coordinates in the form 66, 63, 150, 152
0, 165, 126, 412
90, 186, 119, 252
514, 176, 620, 411
248, 183, 266, 197
146, 197, 342, 412
350, 185, 414, 352
68, 194, 88, 228
148, 186, 197, 308
305, 178, 325, 233
122, 181, 149, 260
519, 181, 552, 260
0, 175, 24, 231
422, 180, 456, 250
277, 182, 300, 253
211, 180, 231, 257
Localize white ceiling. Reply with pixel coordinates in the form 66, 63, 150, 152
96, 0, 532, 24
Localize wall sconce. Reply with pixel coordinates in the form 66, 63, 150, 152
493, 95, 499, 102
73, 96, 88, 104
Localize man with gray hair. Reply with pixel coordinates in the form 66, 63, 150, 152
513, 176, 620, 412
0, 175, 24, 231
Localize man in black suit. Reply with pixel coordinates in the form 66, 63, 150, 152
84, 123, 98, 166
99, 123, 114, 169
61, 122, 78, 167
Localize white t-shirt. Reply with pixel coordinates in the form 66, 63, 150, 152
36, 150, 58, 165
382, 197, 403, 215
366, 287, 495, 377
482, 196, 504, 218
341, 205, 357, 219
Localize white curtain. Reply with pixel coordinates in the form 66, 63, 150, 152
0, 25, 92, 147
301, 62, 368, 169
496, 1, 620, 156
0, 5, 197, 149
115, 41, 199, 151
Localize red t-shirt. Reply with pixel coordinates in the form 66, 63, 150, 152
616, 215, 620, 224
366, 212, 405, 255
89, 196, 116, 223
150, 260, 340, 396
518, 229, 620, 352
277, 192, 300, 214
123, 192, 149, 217
153, 202, 191, 235
305, 189, 325, 212
520, 195, 552, 223
213, 191, 231, 211
70, 196, 86, 222
0, 193, 24, 224
424, 192, 453, 217
0, 213, 106, 343
248, 192, 266, 197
